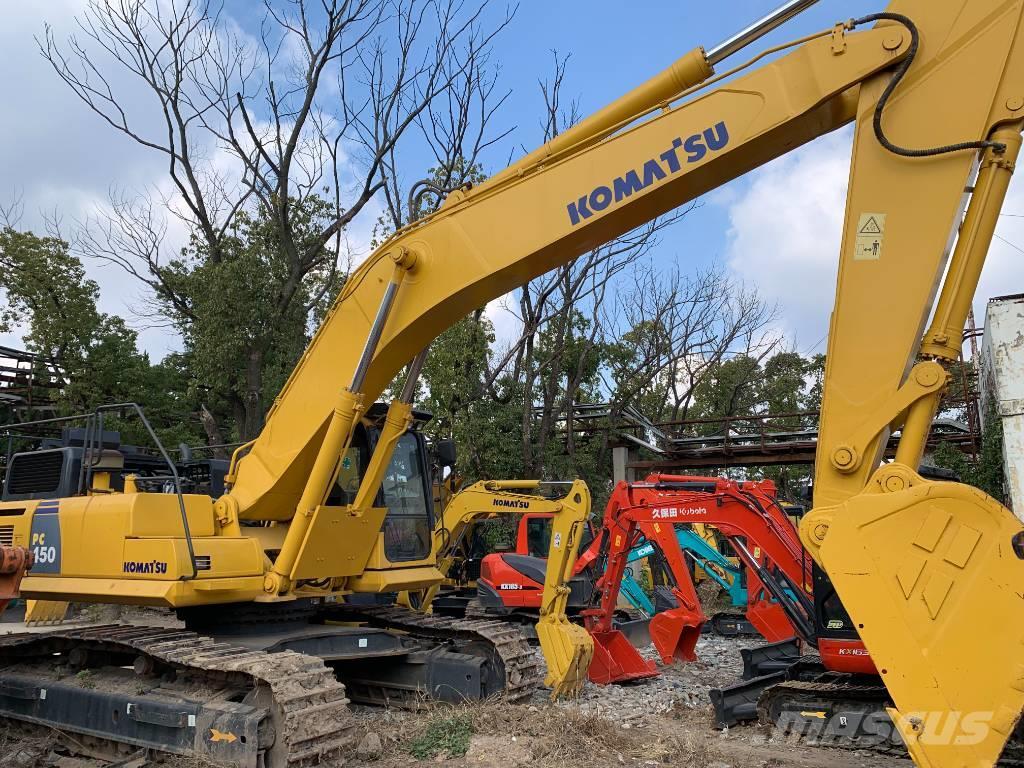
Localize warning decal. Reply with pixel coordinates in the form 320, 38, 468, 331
854, 212, 886, 260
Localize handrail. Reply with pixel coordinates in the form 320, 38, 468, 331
63, 403, 199, 581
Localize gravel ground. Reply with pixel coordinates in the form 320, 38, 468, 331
0, 612, 909, 768
537, 633, 763, 724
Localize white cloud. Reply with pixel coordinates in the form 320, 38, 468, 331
0, 1, 180, 357
484, 293, 523, 351
0, 3, 385, 361
720, 130, 852, 352
720, 129, 1024, 357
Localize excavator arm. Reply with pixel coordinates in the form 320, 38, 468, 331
13, 2, 1022, 763
584, 478, 816, 682
415, 479, 594, 697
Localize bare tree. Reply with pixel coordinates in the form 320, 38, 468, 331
41, 0, 514, 439
463, 51, 696, 475
602, 263, 780, 423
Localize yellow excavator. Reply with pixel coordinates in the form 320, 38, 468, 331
0, 1, 1022, 766
405, 478, 594, 698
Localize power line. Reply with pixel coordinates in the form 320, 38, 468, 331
994, 233, 1024, 256
803, 332, 828, 357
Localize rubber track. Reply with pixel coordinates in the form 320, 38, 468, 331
464, 597, 490, 620
348, 605, 543, 700
0, 624, 352, 766
759, 679, 1024, 763
758, 680, 914, 758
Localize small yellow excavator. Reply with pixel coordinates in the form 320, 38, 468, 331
0, 1, 1023, 766
406, 478, 594, 698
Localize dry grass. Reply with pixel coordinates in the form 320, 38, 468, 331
363, 698, 712, 767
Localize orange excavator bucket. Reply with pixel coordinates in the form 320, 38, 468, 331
0, 546, 31, 617
649, 606, 702, 665
587, 628, 658, 684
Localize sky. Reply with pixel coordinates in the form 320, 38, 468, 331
2, 0, 1023, 363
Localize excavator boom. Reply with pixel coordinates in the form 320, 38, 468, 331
3, 3, 1023, 766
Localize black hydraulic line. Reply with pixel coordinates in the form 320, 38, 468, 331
93, 403, 198, 580
851, 13, 1007, 157
739, 490, 815, 618
732, 537, 817, 646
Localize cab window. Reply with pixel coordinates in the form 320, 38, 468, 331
525, 517, 552, 558
381, 433, 432, 562
327, 427, 367, 507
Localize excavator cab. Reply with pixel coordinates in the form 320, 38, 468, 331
473, 510, 598, 620
326, 403, 436, 567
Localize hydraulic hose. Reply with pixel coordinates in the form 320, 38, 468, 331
851, 12, 1007, 156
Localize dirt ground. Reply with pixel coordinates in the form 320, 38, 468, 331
0, 617, 909, 768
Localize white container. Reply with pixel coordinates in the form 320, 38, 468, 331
980, 293, 1024, 519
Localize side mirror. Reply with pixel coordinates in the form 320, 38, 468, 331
433, 439, 457, 469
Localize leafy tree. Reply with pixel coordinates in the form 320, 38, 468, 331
689, 355, 764, 431
0, 227, 202, 445
803, 354, 826, 412
761, 352, 810, 427
932, 403, 1005, 503
419, 312, 525, 481
0, 227, 101, 379
157, 196, 337, 440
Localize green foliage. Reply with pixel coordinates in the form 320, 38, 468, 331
406, 712, 474, 760
761, 352, 809, 425
161, 196, 338, 439
680, 351, 825, 497
0, 227, 103, 372
534, 310, 607, 404
803, 354, 826, 412
932, 404, 1005, 503
689, 355, 764, 427
604, 319, 673, 420
420, 313, 524, 480
0, 226, 204, 446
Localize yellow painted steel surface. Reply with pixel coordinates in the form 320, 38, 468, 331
534, 483, 595, 698
23, 600, 68, 625
2, 3, 1022, 762
225, 23, 908, 522
289, 505, 388, 580
804, 466, 1024, 766
12, 494, 266, 606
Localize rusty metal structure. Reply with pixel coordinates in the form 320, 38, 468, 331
541, 404, 980, 473
0, 346, 64, 423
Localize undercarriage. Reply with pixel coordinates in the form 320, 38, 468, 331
0, 601, 541, 767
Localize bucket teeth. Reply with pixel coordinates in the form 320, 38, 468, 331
24, 600, 69, 626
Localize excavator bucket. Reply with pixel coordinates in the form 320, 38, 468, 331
744, 594, 797, 644
0, 547, 32, 619
808, 469, 1024, 768
587, 628, 658, 684
649, 607, 702, 665
536, 615, 594, 698
24, 600, 69, 625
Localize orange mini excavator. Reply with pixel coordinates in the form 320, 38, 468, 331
578, 475, 817, 684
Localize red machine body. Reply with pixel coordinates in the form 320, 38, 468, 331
475, 513, 594, 615
475, 474, 873, 681
582, 475, 873, 683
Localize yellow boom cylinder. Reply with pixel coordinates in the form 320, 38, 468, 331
484, 48, 713, 188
